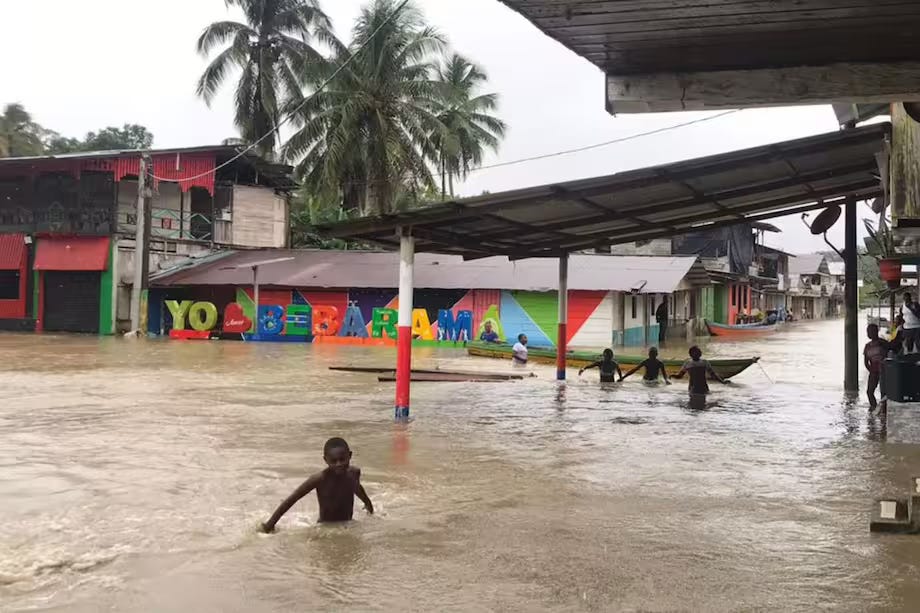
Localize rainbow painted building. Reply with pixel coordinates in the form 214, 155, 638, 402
148, 250, 713, 348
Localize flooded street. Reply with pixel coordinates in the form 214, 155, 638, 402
4, 319, 920, 611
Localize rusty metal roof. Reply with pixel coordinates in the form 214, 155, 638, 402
150, 249, 709, 294
0, 233, 26, 270
497, 1, 920, 76
318, 123, 889, 260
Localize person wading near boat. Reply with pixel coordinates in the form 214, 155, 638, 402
512, 334, 528, 365
674, 346, 729, 398
620, 347, 671, 384
864, 323, 889, 412
900, 292, 920, 353
655, 300, 669, 345
578, 348, 623, 383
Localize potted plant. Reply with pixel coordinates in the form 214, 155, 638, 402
864, 218, 901, 288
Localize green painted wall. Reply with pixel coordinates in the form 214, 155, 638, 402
713, 285, 727, 324
98, 242, 115, 335
700, 286, 715, 322
32, 271, 39, 319
511, 291, 557, 342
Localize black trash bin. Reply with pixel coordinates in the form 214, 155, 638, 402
884, 353, 920, 402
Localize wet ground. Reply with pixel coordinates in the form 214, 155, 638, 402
3, 319, 920, 611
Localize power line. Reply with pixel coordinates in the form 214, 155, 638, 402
150, 0, 412, 185
463, 110, 742, 174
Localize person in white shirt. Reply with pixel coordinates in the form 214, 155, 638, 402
512, 334, 528, 365
900, 292, 920, 353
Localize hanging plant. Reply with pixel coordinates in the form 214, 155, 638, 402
864, 218, 902, 288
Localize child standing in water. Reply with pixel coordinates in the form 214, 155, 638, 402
864, 323, 889, 412
261, 437, 373, 532
620, 347, 671, 384
578, 348, 623, 382
674, 346, 729, 397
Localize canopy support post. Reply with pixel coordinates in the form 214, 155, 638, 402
844, 197, 859, 393
395, 229, 415, 421
557, 253, 569, 381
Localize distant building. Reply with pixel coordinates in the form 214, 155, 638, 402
0, 146, 294, 334
788, 254, 842, 319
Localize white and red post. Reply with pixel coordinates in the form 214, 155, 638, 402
395, 230, 415, 420
557, 253, 568, 381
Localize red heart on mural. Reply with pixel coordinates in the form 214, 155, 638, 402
222, 302, 252, 334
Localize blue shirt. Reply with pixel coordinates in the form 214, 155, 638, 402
480, 331, 499, 342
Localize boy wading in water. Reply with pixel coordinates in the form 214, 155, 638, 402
674, 346, 729, 402
620, 347, 671, 384
261, 438, 373, 532
578, 348, 623, 382
864, 323, 889, 412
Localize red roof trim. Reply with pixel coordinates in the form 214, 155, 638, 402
34, 237, 110, 271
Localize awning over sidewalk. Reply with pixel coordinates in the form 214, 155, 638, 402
318, 123, 889, 260
33, 237, 110, 271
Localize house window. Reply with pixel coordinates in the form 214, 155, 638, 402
631, 295, 637, 319
0, 270, 20, 300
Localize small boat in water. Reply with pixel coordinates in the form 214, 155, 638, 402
705, 320, 779, 339
467, 342, 758, 380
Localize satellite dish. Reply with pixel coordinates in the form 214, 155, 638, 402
809, 204, 842, 236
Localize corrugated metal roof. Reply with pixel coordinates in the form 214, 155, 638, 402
33, 237, 110, 271
498, 1, 920, 77
0, 233, 26, 270
827, 261, 846, 276
319, 124, 888, 259
789, 254, 829, 276
150, 249, 706, 294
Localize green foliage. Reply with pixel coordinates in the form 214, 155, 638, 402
46, 124, 154, 153
0, 103, 51, 157
196, 0, 331, 157
864, 217, 896, 258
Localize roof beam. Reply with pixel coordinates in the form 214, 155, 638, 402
466, 160, 877, 243
606, 61, 920, 113
518, 179, 880, 253
551, 186, 669, 231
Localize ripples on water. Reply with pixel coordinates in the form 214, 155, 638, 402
3, 320, 920, 611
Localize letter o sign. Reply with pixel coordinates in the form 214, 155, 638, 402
188, 301, 218, 331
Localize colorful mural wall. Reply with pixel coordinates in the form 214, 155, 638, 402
152, 286, 661, 348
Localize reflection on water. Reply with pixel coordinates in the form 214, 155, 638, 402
3, 319, 920, 611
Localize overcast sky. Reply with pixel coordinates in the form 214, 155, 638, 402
1, 0, 879, 254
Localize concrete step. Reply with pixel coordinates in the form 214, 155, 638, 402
870, 497, 913, 533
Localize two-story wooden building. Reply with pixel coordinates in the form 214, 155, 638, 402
0, 145, 294, 334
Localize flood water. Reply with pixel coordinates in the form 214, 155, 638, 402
3, 319, 920, 611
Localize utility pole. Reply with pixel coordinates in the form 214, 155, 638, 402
130, 153, 151, 333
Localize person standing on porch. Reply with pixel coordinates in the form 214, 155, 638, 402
900, 292, 920, 353
655, 299, 668, 345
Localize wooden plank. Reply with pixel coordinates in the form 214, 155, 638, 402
606, 62, 920, 113
891, 104, 920, 227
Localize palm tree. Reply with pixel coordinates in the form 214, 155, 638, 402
0, 103, 47, 158
431, 54, 506, 198
284, 0, 446, 215
196, 0, 331, 157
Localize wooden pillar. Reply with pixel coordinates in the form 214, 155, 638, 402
844, 198, 859, 392
891, 103, 920, 225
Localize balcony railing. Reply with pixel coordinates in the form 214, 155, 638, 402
117, 208, 221, 242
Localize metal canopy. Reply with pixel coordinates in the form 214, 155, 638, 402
318, 123, 889, 260
497, 1, 920, 76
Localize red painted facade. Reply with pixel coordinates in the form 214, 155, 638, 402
0, 233, 27, 319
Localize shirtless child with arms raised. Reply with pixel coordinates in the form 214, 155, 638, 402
261, 437, 373, 532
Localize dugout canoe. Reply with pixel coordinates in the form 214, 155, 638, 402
466, 342, 758, 380
705, 320, 779, 339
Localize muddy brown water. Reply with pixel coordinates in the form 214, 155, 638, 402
3, 319, 920, 611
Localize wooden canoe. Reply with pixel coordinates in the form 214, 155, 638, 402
705, 320, 779, 339
466, 342, 758, 380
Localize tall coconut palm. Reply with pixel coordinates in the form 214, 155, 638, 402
283, 0, 446, 215
196, 0, 331, 157
431, 54, 506, 198
0, 103, 46, 158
